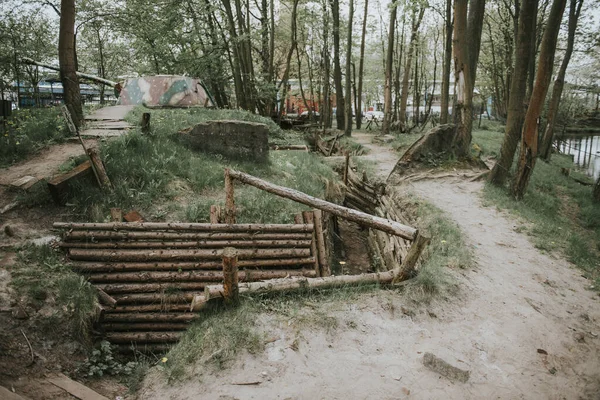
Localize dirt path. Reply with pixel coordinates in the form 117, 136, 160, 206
139, 139, 600, 399
352, 131, 399, 180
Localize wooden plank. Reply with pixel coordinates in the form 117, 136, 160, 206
10, 176, 39, 190
0, 385, 31, 400
47, 160, 93, 205
47, 373, 109, 400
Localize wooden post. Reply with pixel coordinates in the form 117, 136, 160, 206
313, 209, 330, 276
87, 148, 112, 189
141, 112, 151, 133
210, 205, 221, 224
302, 211, 321, 277
343, 153, 350, 186
393, 234, 430, 283
222, 247, 239, 306
110, 208, 122, 222
224, 169, 236, 224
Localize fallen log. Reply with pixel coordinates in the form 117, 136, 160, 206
269, 144, 309, 151
102, 323, 191, 331
71, 257, 316, 272
104, 331, 182, 343
102, 312, 197, 323
227, 169, 417, 241
62, 231, 312, 241
96, 282, 207, 294
59, 239, 312, 249
95, 287, 117, 308
87, 148, 112, 189
87, 268, 317, 283
393, 234, 430, 283
54, 222, 314, 233
68, 247, 312, 262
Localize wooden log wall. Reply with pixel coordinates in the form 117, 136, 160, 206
54, 220, 328, 348
343, 159, 415, 273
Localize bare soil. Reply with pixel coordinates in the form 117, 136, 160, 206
138, 132, 600, 399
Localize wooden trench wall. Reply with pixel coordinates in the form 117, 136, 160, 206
54, 220, 329, 350
342, 156, 415, 273
54, 166, 420, 351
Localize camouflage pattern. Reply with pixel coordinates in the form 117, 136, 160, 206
117, 75, 216, 108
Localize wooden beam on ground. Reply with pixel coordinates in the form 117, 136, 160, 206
227, 169, 418, 241
47, 160, 93, 205
53, 222, 314, 232
47, 373, 109, 400
393, 234, 430, 283
86, 148, 111, 189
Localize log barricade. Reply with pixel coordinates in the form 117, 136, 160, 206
54, 221, 327, 349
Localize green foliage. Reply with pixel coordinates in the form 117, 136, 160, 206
0, 108, 69, 166
77, 340, 139, 377
10, 245, 99, 341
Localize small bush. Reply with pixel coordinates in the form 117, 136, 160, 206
77, 340, 139, 377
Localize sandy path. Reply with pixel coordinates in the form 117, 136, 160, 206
139, 140, 600, 399
352, 131, 399, 180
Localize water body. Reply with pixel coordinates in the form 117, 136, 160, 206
555, 134, 600, 180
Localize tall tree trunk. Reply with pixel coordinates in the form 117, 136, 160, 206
59, 0, 83, 128
330, 0, 345, 130
399, 7, 425, 128
356, 0, 369, 129
277, 0, 299, 119
440, 0, 453, 124
512, 0, 567, 199
593, 175, 600, 203
344, 0, 354, 136
489, 0, 538, 185
539, 0, 583, 160
452, 0, 485, 157
382, 1, 398, 134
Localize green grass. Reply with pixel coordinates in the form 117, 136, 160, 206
9, 244, 99, 341
472, 125, 600, 287
397, 193, 471, 302
391, 134, 421, 154
34, 107, 340, 224
0, 107, 69, 166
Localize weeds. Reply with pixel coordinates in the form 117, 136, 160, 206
0, 107, 69, 166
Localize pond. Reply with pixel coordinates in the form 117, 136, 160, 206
555, 134, 600, 180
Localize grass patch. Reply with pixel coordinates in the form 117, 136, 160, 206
338, 136, 368, 155
36, 107, 340, 224
398, 194, 471, 302
391, 134, 421, 154
472, 125, 600, 287
0, 107, 69, 166
10, 244, 99, 341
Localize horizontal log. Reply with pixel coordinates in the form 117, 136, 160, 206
105, 331, 182, 343
68, 248, 312, 262
115, 344, 173, 353
105, 303, 191, 313
102, 312, 197, 323
269, 144, 309, 151
228, 169, 417, 241
102, 322, 191, 331
344, 192, 376, 212
71, 257, 317, 272
112, 292, 196, 304
60, 239, 312, 249
88, 269, 317, 283
63, 231, 312, 241
54, 222, 314, 233
96, 282, 207, 294
347, 169, 378, 193
348, 185, 379, 205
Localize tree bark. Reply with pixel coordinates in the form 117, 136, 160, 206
489, 0, 539, 185
58, 0, 83, 128
440, 0, 453, 124
538, 0, 583, 160
593, 175, 600, 203
344, 0, 354, 136
382, 1, 398, 135
356, 0, 369, 129
512, 0, 567, 199
55, 222, 314, 232
330, 0, 345, 130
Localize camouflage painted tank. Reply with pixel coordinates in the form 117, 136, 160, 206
117, 75, 216, 108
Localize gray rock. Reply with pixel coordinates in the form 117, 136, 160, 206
423, 352, 470, 383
